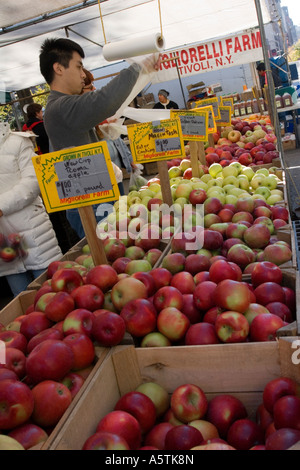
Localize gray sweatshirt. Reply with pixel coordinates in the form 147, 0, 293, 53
44, 63, 140, 152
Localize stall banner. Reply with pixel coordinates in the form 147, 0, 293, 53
153, 28, 263, 83
32, 142, 120, 213
127, 118, 185, 164
170, 109, 209, 141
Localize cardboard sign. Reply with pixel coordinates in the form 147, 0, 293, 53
215, 105, 232, 126
170, 109, 209, 141
32, 142, 120, 213
193, 97, 220, 120
190, 104, 216, 134
127, 118, 185, 163
220, 96, 234, 114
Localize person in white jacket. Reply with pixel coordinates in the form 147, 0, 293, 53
0, 122, 62, 296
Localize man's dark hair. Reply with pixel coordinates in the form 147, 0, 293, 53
256, 62, 265, 72
39, 38, 85, 84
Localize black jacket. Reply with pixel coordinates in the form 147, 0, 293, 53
153, 100, 179, 110
22, 118, 49, 154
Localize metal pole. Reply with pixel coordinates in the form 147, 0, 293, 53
254, 0, 285, 162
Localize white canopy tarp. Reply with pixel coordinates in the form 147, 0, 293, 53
0, 0, 271, 92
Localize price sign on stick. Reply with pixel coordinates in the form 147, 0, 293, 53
128, 119, 185, 206
215, 106, 232, 127
170, 109, 209, 142
194, 97, 220, 120
127, 118, 185, 164
220, 97, 234, 115
32, 142, 120, 266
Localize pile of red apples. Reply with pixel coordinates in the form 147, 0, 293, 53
82, 376, 300, 450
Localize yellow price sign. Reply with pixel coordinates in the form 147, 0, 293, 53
193, 96, 220, 120
220, 96, 234, 115
32, 141, 120, 213
127, 118, 185, 164
215, 106, 232, 127
170, 109, 209, 141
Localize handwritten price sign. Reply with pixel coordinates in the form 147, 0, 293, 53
32, 142, 120, 213
170, 109, 209, 141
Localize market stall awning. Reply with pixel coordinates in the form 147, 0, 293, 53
0, 0, 271, 92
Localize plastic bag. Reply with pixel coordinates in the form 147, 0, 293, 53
0, 217, 28, 263
128, 164, 148, 192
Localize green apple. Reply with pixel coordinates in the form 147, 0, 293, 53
174, 197, 188, 210
207, 186, 224, 196
250, 175, 266, 190
209, 163, 223, 178
242, 167, 255, 181
128, 196, 142, 206
175, 183, 193, 200
168, 167, 182, 179
169, 177, 183, 186
222, 176, 239, 188
222, 165, 239, 178
141, 196, 152, 207
263, 176, 278, 191
82, 244, 90, 254
225, 194, 238, 205
254, 186, 271, 200
266, 194, 284, 205
207, 192, 226, 204
270, 189, 284, 198
138, 188, 155, 199
201, 174, 213, 183
179, 159, 192, 172
148, 183, 161, 193
190, 177, 202, 183
192, 181, 208, 191
229, 162, 243, 174
207, 179, 223, 190
256, 168, 269, 177
128, 190, 140, 200
228, 187, 246, 197
252, 194, 266, 202
223, 184, 236, 195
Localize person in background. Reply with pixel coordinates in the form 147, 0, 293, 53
256, 62, 282, 89
0, 122, 62, 296
22, 103, 49, 154
153, 89, 179, 110
39, 38, 160, 238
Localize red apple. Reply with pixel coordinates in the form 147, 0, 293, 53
20, 311, 53, 341
265, 302, 293, 323
71, 284, 104, 312
8, 423, 48, 450
189, 189, 207, 205
170, 271, 195, 294
194, 271, 210, 285
51, 268, 84, 293
26, 339, 74, 384
144, 422, 174, 449
149, 267, 172, 289
263, 377, 300, 414
26, 327, 64, 354
273, 395, 300, 430
62, 308, 94, 337
206, 394, 248, 438
31, 380, 72, 428
250, 313, 285, 341
254, 282, 285, 306
251, 261, 283, 287
209, 259, 241, 284
0, 379, 34, 430
111, 277, 148, 311
131, 272, 156, 297
181, 294, 203, 324
227, 244, 256, 270
63, 333, 95, 371
184, 254, 210, 276
111, 257, 131, 274
42, 291, 75, 323
153, 285, 184, 312
263, 243, 292, 266
185, 322, 220, 345
193, 281, 217, 311
82, 431, 130, 450
114, 391, 157, 434
170, 383, 208, 424
96, 410, 142, 450
61, 372, 85, 399
157, 307, 190, 342
103, 238, 126, 262
91, 311, 126, 347
0, 330, 27, 354
227, 418, 264, 450
136, 381, 170, 418
164, 424, 203, 450
0, 368, 18, 381
215, 311, 249, 343
265, 428, 300, 450
162, 252, 186, 272
256, 403, 273, 432
214, 279, 251, 313
0, 346, 26, 379
120, 298, 157, 338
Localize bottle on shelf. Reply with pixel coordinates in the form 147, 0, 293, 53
282, 92, 293, 108
239, 101, 247, 117
246, 99, 253, 115
275, 95, 284, 109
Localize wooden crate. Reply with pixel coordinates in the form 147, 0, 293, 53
44, 337, 300, 450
